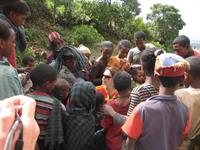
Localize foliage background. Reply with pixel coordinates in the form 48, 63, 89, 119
19, 0, 185, 65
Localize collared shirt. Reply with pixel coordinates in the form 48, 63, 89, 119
0, 57, 22, 100
122, 95, 190, 150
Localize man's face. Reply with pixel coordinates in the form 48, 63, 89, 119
11, 13, 27, 26
1, 29, 16, 57
118, 48, 129, 59
134, 38, 146, 51
101, 47, 113, 61
173, 43, 188, 58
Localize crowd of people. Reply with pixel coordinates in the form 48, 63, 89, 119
1, 0, 200, 150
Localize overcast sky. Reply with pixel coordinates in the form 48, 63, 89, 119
138, 0, 200, 41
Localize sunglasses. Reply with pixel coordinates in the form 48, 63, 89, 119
103, 75, 112, 78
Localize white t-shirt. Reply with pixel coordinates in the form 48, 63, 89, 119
128, 43, 155, 64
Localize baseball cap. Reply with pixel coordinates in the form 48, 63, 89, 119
154, 53, 189, 77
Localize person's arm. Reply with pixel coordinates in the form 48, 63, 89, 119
103, 104, 128, 125
125, 137, 136, 150
122, 108, 143, 150
127, 50, 133, 64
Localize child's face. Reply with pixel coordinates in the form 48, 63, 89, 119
118, 48, 129, 59
0, 29, 16, 57
133, 69, 145, 84
46, 80, 57, 93
59, 86, 70, 101
101, 47, 113, 61
27, 61, 35, 69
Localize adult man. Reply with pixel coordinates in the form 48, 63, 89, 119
0, 0, 29, 68
173, 35, 200, 58
127, 31, 155, 64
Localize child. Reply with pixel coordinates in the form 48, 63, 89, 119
127, 48, 161, 116
89, 41, 113, 86
64, 81, 96, 150
122, 53, 190, 150
0, 0, 30, 67
129, 64, 145, 87
175, 56, 200, 149
0, 19, 23, 100
18, 56, 35, 94
101, 71, 132, 150
108, 39, 131, 71
28, 64, 65, 150
102, 48, 161, 126
46, 31, 65, 64
52, 78, 70, 107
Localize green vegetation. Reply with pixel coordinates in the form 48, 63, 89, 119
21, 0, 185, 64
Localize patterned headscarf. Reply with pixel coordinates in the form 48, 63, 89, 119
52, 46, 90, 74
64, 81, 96, 150
69, 81, 96, 113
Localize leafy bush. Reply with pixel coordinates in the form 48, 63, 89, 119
17, 47, 45, 67
69, 25, 104, 47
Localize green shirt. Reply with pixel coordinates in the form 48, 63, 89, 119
0, 58, 23, 100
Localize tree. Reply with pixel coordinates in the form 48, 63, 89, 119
120, 0, 141, 16
147, 3, 185, 48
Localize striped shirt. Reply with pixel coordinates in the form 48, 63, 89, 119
27, 91, 55, 139
127, 83, 158, 116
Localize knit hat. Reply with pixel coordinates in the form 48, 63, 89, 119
154, 53, 189, 77
48, 31, 62, 42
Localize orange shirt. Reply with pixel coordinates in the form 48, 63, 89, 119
96, 85, 118, 101
108, 56, 129, 71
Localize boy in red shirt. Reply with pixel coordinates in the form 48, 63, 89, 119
101, 71, 132, 150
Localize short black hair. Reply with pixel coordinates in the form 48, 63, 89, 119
173, 35, 190, 48
117, 39, 132, 50
140, 48, 164, 76
0, 19, 12, 40
158, 76, 183, 88
22, 56, 34, 66
134, 31, 146, 40
113, 71, 131, 92
101, 41, 113, 49
186, 56, 200, 79
30, 64, 57, 87
3, 0, 30, 16
140, 48, 157, 76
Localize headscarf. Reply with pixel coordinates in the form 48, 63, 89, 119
64, 81, 96, 150
51, 45, 90, 75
